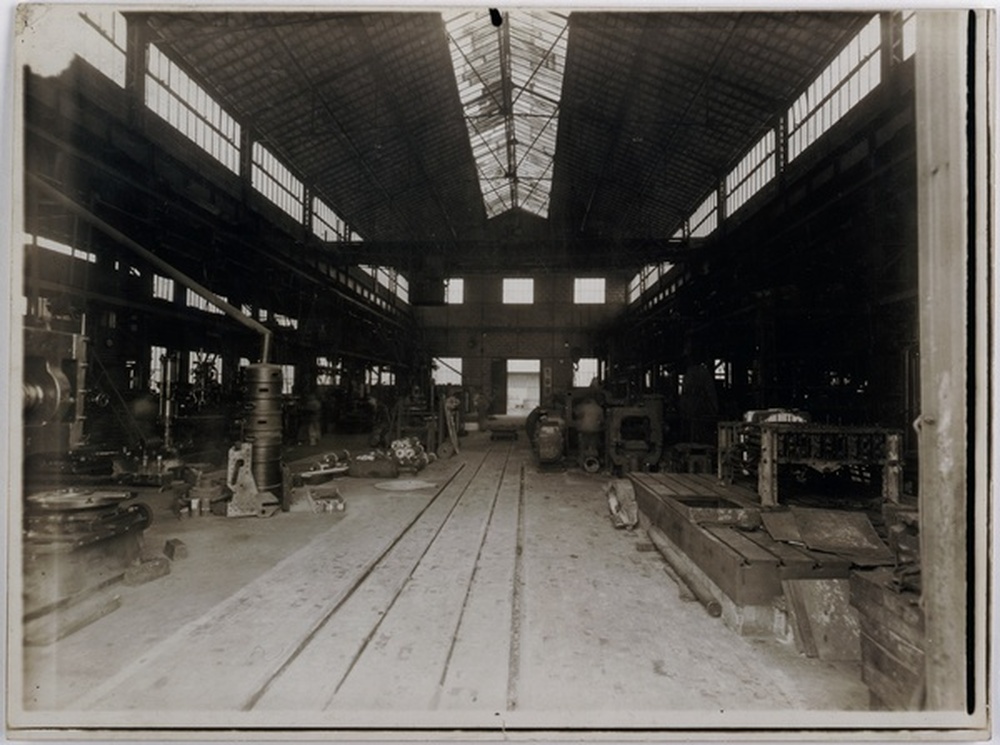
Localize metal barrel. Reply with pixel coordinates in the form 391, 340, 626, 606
245, 399, 283, 434
249, 434, 283, 494
244, 364, 283, 495
245, 363, 283, 399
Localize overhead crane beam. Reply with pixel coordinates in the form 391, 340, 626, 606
312, 237, 705, 273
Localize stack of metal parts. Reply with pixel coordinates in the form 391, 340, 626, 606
390, 437, 431, 471
243, 364, 283, 496
23, 488, 151, 614
24, 488, 150, 550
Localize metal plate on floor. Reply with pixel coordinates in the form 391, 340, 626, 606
375, 479, 437, 492
26, 488, 133, 512
761, 510, 802, 543
791, 506, 893, 565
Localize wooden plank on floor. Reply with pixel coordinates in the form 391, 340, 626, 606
630, 475, 673, 533
739, 529, 809, 565
686, 473, 728, 492
329, 449, 513, 710
737, 529, 849, 580
634, 472, 682, 497
783, 579, 819, 657
703, 525, 781, 566
70, 458, 477, 711
252, 456, 498, 710
436, 453, 522, 710
782, 579, 860, 661
860, 633, 924, 709
849, 569, 924, 638
858, 612, 925, 675
653, 472, 718, 498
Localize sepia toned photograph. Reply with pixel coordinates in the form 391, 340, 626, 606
4, 4, 993, 740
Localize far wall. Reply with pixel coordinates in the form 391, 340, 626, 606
414, 271, 628, 413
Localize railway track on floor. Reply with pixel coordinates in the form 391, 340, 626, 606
73, 442, 526, 713
251, 441, 525, 711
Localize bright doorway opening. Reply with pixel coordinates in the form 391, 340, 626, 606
506, 359, 540, 414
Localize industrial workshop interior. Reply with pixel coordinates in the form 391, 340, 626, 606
7, 6, 991, 739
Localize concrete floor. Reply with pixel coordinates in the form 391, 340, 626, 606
14, 430, 869, 731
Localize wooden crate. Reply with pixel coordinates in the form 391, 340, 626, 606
849, 568, 925, 710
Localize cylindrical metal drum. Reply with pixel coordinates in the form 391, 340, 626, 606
245, 401, 283, 434
244, 364, 283, 495
245, 363, 283, 399
250, 434, 283, 494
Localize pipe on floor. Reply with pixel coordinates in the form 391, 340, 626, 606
647, 525, 723, 618
28, 174, 274, 363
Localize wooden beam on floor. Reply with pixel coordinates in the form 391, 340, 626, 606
70, 461, 472, 711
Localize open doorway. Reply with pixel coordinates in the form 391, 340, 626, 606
506, 359, 540, 414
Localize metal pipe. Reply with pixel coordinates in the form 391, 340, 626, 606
28, 174, 274, 363
647, 525, 723, 618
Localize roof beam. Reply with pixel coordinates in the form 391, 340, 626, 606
356, 16, 460, 241
268, 25, 419, 238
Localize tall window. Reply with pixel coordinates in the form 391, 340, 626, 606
627, 273, 642, 304
188, 351, 223, 385
312, 197, 351, 242
78, 9, 127, 86
503, 278, 534, 305
788, 15, 882, 161
726, 130, 776, 215
445, 278, 465, 305
375, 267, 393, 290
281, 365, 296, 395
186, 289, 225, 315
901, 11, 916, 60
251, 142, 304, 222
146, 45, 241, 172
149, 345, 168, 393
574, 278, 606, 304
689, 191, 718, 238
316, 357, 340, 386
152, 274, 174, 302
433, 357, 463, 386
573, 357, 600, 387
714, 359, 732, 388
26, 233, 97, 264
396, 274, 410, 304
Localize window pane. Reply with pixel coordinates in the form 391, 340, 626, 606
507, 359, 540, 373
503, 278, 534, 304
573, 357, 600, 387
574, 278, 605, 304
433, 357, 463, 385
445, 278, 465, 305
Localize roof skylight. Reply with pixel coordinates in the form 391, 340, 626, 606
444, 10, 568, 219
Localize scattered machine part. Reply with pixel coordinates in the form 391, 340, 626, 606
605, 397, 663, 473
605, 479, 639, 529
225, 443, 280, 517
23, 488, 151, 616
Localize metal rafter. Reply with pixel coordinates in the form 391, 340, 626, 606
268, 25, 417, 238
355, 16, 460, 241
